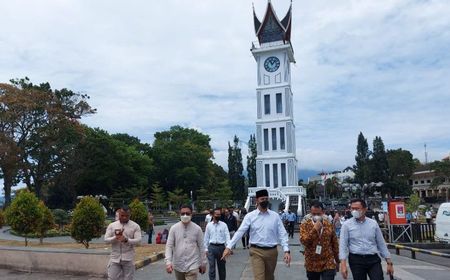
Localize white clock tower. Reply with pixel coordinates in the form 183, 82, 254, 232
245, 1, 305, 216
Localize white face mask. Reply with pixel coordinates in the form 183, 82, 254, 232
180, 215, 191, 223
312, 215, 322, 222
351, 210, 362, 219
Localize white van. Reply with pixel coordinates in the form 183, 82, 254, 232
435, 202, 450, 243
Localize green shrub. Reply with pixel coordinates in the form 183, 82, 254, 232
154, 220, 165, 226
70, 196, 105, 248
129, 199, 148, 231
10, 227, 71, 238
0, 210, 4, 228
5, 190, 41, 246
36, 202, 55, 244
52, 209, 70, 230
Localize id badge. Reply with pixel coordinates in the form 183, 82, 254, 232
315, 245, 322, 255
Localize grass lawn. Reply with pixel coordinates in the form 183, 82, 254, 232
0, 240, 165, 262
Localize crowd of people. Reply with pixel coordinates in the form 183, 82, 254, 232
105, 192, 396, 280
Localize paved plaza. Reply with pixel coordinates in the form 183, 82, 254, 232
1, 231, 449, 280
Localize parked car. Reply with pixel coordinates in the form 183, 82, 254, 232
435, 202, 450, 243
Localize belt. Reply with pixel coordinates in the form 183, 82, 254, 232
349, 253, 378, 258
209, 243, 225, 246
250, 244, 277, 250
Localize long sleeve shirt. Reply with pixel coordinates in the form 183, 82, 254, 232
165, 221, 207, 273
300, 218, 339, 272
339, 217, 391, 260
104, 220, 142, 263
203, 221, 230, 252
226, 209, 290, 252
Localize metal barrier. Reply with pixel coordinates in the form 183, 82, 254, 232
388, 243, 450, 259
388, 223, 436, 243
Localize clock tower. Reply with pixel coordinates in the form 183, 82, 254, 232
245, 1, 305, 216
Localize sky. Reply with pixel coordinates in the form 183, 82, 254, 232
1, 0, 450, 180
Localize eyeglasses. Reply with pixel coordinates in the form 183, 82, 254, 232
180, 212, 191, 216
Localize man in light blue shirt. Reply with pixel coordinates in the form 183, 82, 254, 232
339, 198, 394, 280
204, 207, 230, 280
286, 210, 297, 238
222, 189, 291, 280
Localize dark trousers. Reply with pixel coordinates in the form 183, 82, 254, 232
306, 269, 336, 280
147, 228, 153, 244
288, 221, 295, 238
242, 233, 249, 248
208, 244, 226, 280
349, 253, 384, 280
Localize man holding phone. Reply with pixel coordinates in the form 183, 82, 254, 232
105, 205, 142, 280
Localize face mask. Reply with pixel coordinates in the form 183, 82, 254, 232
351, 210, 362, 219
259, 201, 269, 209
312, 215, 322, 222
180, 215, 191, 223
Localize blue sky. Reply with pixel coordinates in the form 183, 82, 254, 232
1, 0, 449, 180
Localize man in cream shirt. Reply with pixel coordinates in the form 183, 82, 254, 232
165, 205, 207, 280
104, 205, 142, 280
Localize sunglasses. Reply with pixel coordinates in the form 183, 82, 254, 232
180, 212, 191, 216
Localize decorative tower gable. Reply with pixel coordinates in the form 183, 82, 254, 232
253, 1, 292, 44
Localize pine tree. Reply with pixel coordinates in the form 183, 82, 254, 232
228, 135, 245, 204
354, 132, 370, 185
370, 136, 389, 193
246, 134, 257, 187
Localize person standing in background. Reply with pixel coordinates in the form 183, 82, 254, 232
147, 210, 154, 244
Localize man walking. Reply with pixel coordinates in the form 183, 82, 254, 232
222, 189, 291, 280
105, 205, 142, 280
286, 210, 297, 238
204, 208, 230, 280
339, 199, 394, 280
300, 201, 339, 280
223, 208, 238, 240
165, 205, 206, 280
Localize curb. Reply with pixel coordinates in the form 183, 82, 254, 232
135, 251, 165, 269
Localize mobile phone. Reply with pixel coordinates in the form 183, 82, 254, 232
115, 229, 122, 236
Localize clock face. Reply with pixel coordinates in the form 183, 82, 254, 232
264, 56, 280, 72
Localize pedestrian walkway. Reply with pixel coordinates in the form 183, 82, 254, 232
1, 231, 450, 279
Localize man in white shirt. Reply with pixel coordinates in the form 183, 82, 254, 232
222, 189, 291, 280
204, 208, 230, 280
425, 208, 433, 224
104, 205, 142, 280
205, 209, 213, 224
165, 205, 207, 280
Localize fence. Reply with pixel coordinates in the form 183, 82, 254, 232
388, 243, 450, 259
388, 223, 436, 243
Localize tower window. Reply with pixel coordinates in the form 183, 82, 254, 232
271, 128, 277, 150
281, 163, 287, 186
264, 94, 270, 114
276, 93, 282, 113
265, 164, 270, 187
273, 164, 278, 188
263, 129, 269, 151
280, 127, 285, 150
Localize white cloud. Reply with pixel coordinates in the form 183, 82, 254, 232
0, 0, 449, 179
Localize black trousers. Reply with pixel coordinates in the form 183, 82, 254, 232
306, 269, 336, 280
349, 253, 384, 280
288, 221, 295, 237
208, 244, 226, 280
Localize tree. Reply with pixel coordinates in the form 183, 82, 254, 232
228, 135, 245, 203
36, 201, 55, 244
406, 193, 421, 213
0, 209, 4, 228
129, 199, 148, 232
52, 209, 70, 230
151, 126, 213, 196
70, 196, 105, 248
431, 160, 450, 189
167, 188, 189, 209
354, 132, 370, 186
0, 78, 95, 203
4, 190, 41, 246
246, 134, 257, 187
75, 127, 154, 198
150, 183, 167, 211
386, 149, 416, 196
306, 181, 320, 199
215, 181, 233, 207
110, 185, 148, 209
370, 136, 389, 195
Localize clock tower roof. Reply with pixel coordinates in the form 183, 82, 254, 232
253, 0, 292, 44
